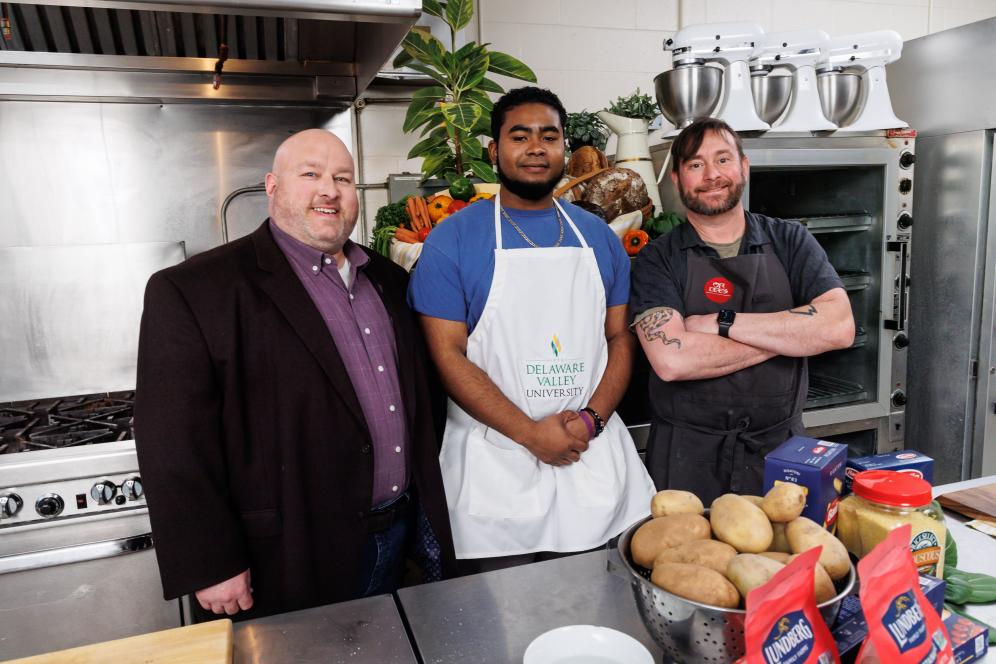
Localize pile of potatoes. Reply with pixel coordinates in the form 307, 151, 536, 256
630, 484, 851, 609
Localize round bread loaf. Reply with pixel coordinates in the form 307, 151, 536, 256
581, 167, 651, 220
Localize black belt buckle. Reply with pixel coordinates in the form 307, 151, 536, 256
365, 492, 411, 534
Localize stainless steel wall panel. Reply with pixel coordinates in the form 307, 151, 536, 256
891, 18, 996, 137
907, 131, 991, 483
972, 134, 996, 477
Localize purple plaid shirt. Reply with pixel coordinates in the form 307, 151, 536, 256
269, 220, 409, 507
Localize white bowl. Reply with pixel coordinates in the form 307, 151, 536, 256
523, 625, 654, 664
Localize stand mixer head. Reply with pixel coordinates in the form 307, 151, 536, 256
817, 30, 907, 131
659, 21, 770, 134
749, 29, 837, 132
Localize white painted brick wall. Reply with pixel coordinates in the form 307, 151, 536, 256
356, 0, 996, 230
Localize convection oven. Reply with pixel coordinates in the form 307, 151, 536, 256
621, 133, 914, 456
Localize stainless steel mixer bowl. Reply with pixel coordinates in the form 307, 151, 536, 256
751, 74, 793, 125
607, 514, 856, 663
654, 66, 723, 129
818, 71, 862, 127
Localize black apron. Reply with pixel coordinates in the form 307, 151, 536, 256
645, 243, 807, 504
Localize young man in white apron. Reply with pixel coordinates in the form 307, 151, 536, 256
409, 87, 655, 572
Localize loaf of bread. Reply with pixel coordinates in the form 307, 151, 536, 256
567, 146, 610, 178
581, 167, 651, 220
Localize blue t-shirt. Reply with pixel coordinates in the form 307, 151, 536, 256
408, 199, 631, 333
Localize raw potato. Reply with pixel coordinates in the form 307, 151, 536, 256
631, 514, 711, 568
786, 517, 851, 581
651, 490, 705, 518
653, 539, 737, 574
788, 553, 837, 604
759, 552, 791, 564
762, 483, 807, 523
725, 554, 786, 600
742, 495, 765, 508
769, 522, 792, 553
710, 494, 774, 553
651, 562, 740, 609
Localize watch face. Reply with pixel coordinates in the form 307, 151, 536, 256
718, 309, 736, 325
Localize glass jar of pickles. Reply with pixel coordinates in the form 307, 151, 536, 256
837, 470, 946, 577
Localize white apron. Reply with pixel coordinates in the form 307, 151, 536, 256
439, 194, 655, 558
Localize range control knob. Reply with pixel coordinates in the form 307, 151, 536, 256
891, 389, 908, 408
899, 151, 916, 169
121, 477, 144, 501
0, 492, 23, 519
894, 332, 909, 350
899, 178, 913, 194
90, 480, 117, 505
36, 493, 65, 518
897, 213, 913, 230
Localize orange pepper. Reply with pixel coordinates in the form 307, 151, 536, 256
624, 229, 650, 256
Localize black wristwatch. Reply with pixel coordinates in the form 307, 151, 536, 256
718, 309, 736, 338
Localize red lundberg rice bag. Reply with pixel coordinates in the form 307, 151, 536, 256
741, 546, 841, 664
855, 523, 954, 664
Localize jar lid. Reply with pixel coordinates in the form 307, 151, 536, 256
852, 469, 932, 507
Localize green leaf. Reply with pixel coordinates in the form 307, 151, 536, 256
400, 30, 447, 69
412, 85, 446, 102
468, 158, 497, 182
422, 0, 446, 20
407, 133, 448, 159
419, 111, 446, 137
477, 77, 505, 93
408, 62, 450, 88
402, 95, 437, 133
444, 0, 473, 32
421, 151, 456, 181
462, 89, 493, 113
392, 49, 414, 69
457, 51, 490, 91
487, 51, 537, 82
441, 101, 482, 132
457, 134, 482, 156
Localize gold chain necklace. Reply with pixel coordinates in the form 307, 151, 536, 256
499, 205, 564, 248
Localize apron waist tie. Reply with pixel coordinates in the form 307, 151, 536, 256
656, 413, 799, 493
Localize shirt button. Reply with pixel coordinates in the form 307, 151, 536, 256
389, 404, 396, 412
324, 257, 332, 264
377, 365, 384, 372
349, 293, 355, 300
361, 444, 371, 454
311, 265, 319, 272
395, 446, 401, 453
391, 485, 398, 492
364, 327, 371, 335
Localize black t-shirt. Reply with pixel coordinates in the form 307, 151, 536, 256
630, 211, 844, 323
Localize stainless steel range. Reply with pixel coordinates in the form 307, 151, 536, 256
0, 399, 183, 660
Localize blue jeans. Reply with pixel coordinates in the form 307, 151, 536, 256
354, 509, 411, 597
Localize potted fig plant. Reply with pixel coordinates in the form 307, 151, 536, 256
393, 0, 537, 185
565, 110, 609, 153
597, 88, 663, 214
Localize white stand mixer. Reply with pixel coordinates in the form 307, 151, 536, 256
663, 22, 770, 134
750, 29, 838, 132
820, 30, 907, 132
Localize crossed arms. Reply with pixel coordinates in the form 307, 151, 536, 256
635, 287, 855, 382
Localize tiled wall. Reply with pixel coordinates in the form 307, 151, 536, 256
356, 0, 996, 233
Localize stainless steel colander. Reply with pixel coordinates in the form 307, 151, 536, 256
607, 515, 856, 663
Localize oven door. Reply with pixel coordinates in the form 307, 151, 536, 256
0, 509, 181, 659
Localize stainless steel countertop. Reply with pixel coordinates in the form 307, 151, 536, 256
233, 594, 417, 664
397, 549, 663, 663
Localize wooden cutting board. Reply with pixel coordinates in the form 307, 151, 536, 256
937, 482, 996, 523
4, 619, 232, 664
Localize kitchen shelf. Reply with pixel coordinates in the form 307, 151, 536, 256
787, 213, 873, 234
806, 374, 869, 409
837, 270, 872, 292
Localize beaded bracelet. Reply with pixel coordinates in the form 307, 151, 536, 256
577, 410, 596, 440
581, 406, 605, 437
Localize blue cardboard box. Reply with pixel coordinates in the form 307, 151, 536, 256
764, 436, 847, 529
944, 611, 990, 663
845, 450, 934, 492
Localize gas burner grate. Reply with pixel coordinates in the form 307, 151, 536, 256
27, 421, 122, 449
0, 392, 135, 454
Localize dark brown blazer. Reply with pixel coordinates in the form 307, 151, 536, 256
134, 221, 456, 619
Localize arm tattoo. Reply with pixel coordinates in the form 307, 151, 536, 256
638, 309, 682, 349
790, 304, 818, 316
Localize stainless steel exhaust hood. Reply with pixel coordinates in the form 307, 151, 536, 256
0, 0, 420, 104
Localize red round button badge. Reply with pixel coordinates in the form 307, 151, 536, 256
703, 276, 733, 304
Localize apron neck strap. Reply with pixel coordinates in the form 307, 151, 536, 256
492, 192, 589, 250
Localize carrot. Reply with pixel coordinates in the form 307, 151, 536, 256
405, 198, 421, 232
417, 196, 431, 228
394, 227, 419, 243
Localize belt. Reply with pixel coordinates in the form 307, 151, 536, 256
364, 492, 412, 534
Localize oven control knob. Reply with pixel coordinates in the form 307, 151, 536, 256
90, 481, 117, 505
894, 332, 909, 350
897, 213, 912, 230
0, 492, 23, 519
899, 178, 913, 194
36, 493, 65, 518
891, 389, 908, 408
121, 477, 144, 501
899, 151, 916, 169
